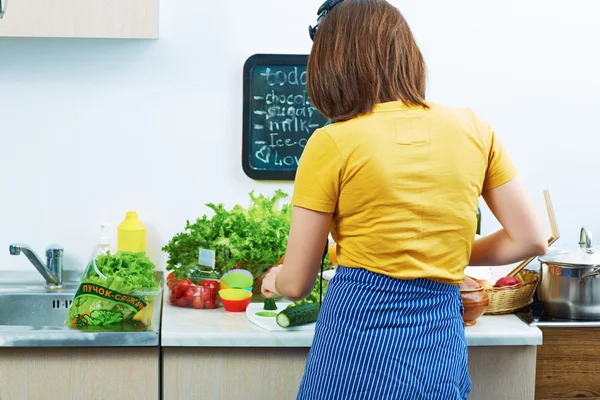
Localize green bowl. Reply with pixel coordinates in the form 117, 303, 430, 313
221, 272, 254, 289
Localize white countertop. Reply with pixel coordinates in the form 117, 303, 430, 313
161, 296, 543, 347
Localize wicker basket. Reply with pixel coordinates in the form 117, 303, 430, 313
484, 269, 539, 315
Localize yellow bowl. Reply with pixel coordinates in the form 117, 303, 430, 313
219, 288, 252, 301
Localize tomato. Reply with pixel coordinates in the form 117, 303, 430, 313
176, 297, 190, 307
200, 280, 218, 289
167, 279, 177, 290
184, 288, 196, 301
178, 279, 192, 292
169, 294, 177, 305
167, 272, 175, 281
201, 287, 213, 301
191, 297, 203, 309
204, 298, 216, 309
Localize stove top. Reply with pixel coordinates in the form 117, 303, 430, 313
514, 295, 600, 328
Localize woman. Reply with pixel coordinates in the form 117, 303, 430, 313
261, 1, 548, 399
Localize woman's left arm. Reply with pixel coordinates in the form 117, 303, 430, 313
262, 128, 341, 300
268, 206, 332, 301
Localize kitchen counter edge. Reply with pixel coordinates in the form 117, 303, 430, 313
161, 296, 543, 348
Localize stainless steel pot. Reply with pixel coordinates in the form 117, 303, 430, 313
538, 227, 600, 320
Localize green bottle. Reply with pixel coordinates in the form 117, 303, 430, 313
476, 207, 482, 235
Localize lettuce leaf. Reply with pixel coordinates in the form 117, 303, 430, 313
163, 190, 292, 279
67, 251, 159, 328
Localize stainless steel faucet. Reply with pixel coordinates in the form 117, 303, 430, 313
9, 244, 64, 289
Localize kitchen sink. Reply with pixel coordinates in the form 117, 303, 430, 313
0, 271, 80, 327
0, 270, 162, 347
0, 291, 75, 326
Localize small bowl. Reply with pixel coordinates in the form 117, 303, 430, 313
219, 279, 253, 292
459, 276, 489, 326
222, 269, 253, 278
219, 288, 252, 301
221, 271, 254, 291
219, 289, 252, 312
221, 296, 252, 312
460, 286, 490, 326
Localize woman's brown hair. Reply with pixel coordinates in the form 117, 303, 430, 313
307, 0, 428, 122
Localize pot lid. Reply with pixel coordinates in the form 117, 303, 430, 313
539, 227, 600, 267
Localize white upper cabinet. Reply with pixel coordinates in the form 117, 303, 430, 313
0, 0, 157, 39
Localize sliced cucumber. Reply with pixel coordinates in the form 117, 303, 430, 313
276, 303, 320, 328
255, 311, 277, 318
263, 297, 277, 311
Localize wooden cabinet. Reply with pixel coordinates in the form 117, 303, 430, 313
163, 347, 310, 400
536, 328, 600, 399
0, 0, 157, 39
0, 347, 159, 400
163, 346, 538, 400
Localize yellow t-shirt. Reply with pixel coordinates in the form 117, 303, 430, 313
292, 101, 517, 284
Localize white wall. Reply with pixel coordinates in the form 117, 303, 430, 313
1, 0, 599, 272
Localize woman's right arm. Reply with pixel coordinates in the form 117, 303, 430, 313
469, 177, 548, 266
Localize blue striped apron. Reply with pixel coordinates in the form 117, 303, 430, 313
297, 266, 471, 400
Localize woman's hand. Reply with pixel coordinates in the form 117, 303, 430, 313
261, 265, 283, 298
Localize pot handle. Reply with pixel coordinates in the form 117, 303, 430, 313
582, 268, 600, 280
580, 267, 600, 288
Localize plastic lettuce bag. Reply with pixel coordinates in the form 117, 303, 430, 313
66, 251, 161, 330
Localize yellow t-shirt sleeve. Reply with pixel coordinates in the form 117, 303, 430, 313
480, 119, 518, 192
292, 129, 342, 213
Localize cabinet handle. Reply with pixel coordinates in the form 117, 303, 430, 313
0, 0, 4, 19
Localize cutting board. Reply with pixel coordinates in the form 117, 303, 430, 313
245, 302, 316, 332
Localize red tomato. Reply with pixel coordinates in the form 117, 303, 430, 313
200, 280, 218, 289
191, 297, 203, 309
169, 294, 177, 305
184, 288, 196, 300
178, 279, 192, 292
176, 297, 190, 307
204, 298, 216, 309
201, 287, 213, 302
167, 272, 175, 281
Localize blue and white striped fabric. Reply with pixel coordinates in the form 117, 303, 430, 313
297, 266, 471, 400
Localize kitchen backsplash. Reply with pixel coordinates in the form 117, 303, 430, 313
1, 0, 598, 271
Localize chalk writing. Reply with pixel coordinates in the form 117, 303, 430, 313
249, 65, 328, 171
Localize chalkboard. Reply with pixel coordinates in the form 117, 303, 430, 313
242, 54, 330, 180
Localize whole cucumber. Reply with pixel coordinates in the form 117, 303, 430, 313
276, 303, 320, 328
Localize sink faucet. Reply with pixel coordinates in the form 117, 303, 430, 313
9, 244, 64, 289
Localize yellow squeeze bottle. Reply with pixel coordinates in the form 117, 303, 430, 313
117, 211, 146, 253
